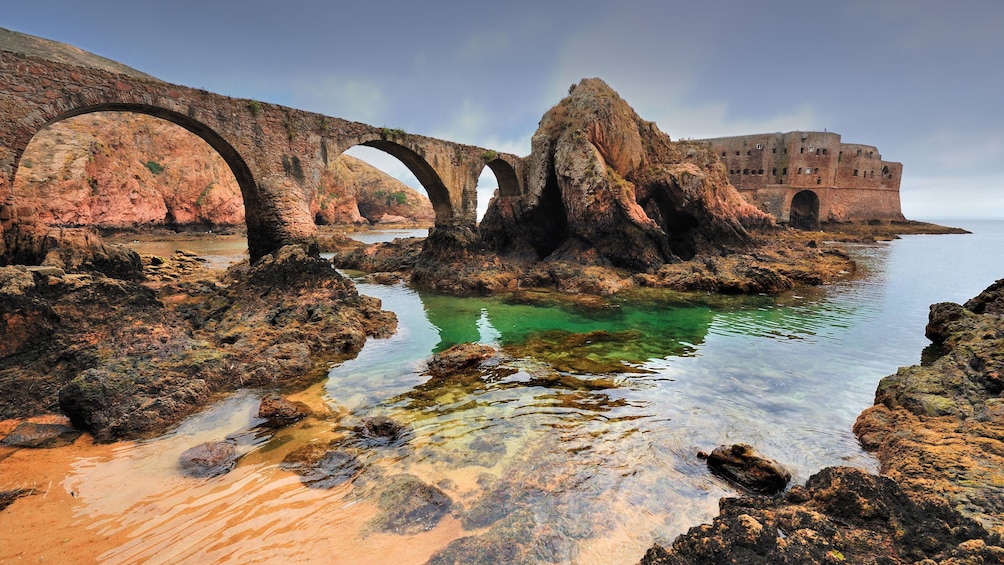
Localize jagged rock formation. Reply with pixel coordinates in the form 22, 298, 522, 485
13, 112, 433, 229
480, 78, 771, 271
854, 278, 1004, 537
0, 242, 396, 441
642, 467, 998, 564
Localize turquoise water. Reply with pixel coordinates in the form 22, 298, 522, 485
310, 219, 1004, 559
90, 220, 1004, 563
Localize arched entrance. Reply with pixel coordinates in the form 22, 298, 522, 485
789, 190, 820, 230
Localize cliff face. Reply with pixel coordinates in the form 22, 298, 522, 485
14, 112, 434, 229
480, 78, 771, 271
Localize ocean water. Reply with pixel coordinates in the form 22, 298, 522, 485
61, 220, 1004, 563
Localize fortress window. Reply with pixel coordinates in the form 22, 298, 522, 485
857, 149, 862, 156
822, 149, 828, 155
756, 143, 763, 150
784, 148, 787, 154
736, 151, 740, 156
721, 152, 726, 157
758, 169, 764, 174
853, 169, 859, 176
772, 168, 777, 175
870, 171, 874, 178
805, 167, 812, 174
772, 147, 776, 153
808, 146, 814, 152
882, 165, 889, 175
800, 147, 805, 154
838, 151, 843, 162
743, 169, 749, 175
868, 151, 873, 157
782, 167, 787, 175
747, 150, 751, 155
816, 149, 821, 155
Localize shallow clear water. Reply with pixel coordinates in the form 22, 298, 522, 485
59, 220, 1004, 563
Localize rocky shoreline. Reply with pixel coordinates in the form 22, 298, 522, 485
0, 226, 395, 441
641, 278, 1004, 564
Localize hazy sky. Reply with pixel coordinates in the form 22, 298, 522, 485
6, 0, 1003, 219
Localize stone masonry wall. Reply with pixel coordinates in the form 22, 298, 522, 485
701, 131, 904, 223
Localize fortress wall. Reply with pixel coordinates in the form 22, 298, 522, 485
826, 186, 905, 221
835, 143, 885, 190
709, 133, 784, 192
783, 132, 841, 189
698, 131, 905, 224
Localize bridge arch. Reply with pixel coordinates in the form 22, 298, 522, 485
482, 157, 521, 198
789, 189, 820, 230
351, 137, 454, 222
8, 101, 267, 249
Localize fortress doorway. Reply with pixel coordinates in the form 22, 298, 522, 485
789, 190, 820, 230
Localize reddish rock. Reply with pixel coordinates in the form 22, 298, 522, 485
480, 78, 771, 270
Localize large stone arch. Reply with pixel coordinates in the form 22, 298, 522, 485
16, 102, 261, 227
789, 189, 820, 230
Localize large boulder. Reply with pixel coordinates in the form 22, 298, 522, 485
481, 78, 771, 270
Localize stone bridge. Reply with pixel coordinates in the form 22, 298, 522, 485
0, 50, 525, 260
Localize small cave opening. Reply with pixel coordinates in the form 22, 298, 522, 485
638, 181, 700, 260
526, 168, 570, 259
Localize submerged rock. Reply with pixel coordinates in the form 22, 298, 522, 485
369, 474, 452, 535
0, 422, 81, 448
280, 443, 362, 489
704, 443, 791, 495
0, 487, 37, 512
178, 440, 238, 478
354, 416, 412, 447
257, 393, 310, 428
425, 343, 498, 378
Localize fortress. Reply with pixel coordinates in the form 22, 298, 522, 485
698, 131, 904, 228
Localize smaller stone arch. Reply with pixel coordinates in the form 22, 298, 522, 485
482, 158, 521, 198
789, 190, 820, 230
342, 137, 456, 224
